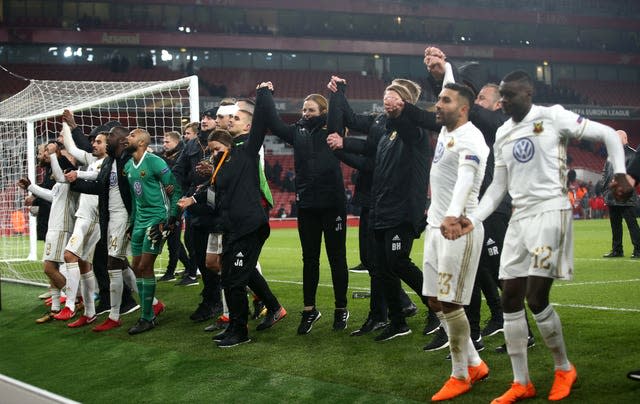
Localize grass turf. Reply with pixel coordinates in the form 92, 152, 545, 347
1, 218, 640, 403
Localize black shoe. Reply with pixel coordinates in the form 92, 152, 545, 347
423, 327, 449, 351
212, 328, 231, 342
256, 306, 287, 331
217, 331, 251, 348
402, 302, 418, 318
350, 316, 388, 336
631, 251, 640, 259
495, 336, 536, 353
158, 272, 176, 282
176, 275, 199, 286
423, 312, 441, 336
348, 264, 369, 273
95, 300, 110, 316
204, 321, 228, 332
374, 323, 411, 341
190, 303, 216, 322
251, 300, 267, 320
332, 308, 349, 331
603, 250, 624, 258
119, 300, 140, 316
627, 369, 640, 381
128, 318, 156, 335
481, 318, 504, 337
297, 308, 322, 335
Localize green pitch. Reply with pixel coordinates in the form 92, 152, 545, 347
1, 219, 640, 403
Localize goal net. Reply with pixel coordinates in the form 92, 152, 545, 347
0, 76, 199, 286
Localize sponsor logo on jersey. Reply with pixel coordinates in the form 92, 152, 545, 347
133, 180, 143, 196
465, 155, 480, 164
533, 121, 544, 133
433, 141, 445, 163
512, 137, 535, 163
486, 238, 495, 246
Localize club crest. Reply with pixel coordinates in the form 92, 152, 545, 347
533, 121, 544, 134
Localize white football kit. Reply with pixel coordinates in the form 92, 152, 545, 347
423, 121, 489, 304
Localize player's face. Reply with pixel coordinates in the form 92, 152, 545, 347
302, 100, 320, 119
201, 115, 216, 131
208, 140, 229, 159
499, 80, 532, 120
184, 127, 197, 141
229, 111, 251, 136
215, 114, 233, 130
163, 136, 178, 152
475, 86, 501, 111
37, 145, 50, 166
92, 134, 107, 157
125, 131, 140, 152
435, 88, 463, 128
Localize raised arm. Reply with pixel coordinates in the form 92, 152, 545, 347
246, 83, 274, 156
61, 122, 92, 165
260, 83, 296, 144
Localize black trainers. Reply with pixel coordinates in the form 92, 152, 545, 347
627, 369, 640, 381
350, 316, 388, 336
423, 311, 441, 335
333, 308, 349, 331
158, 272, 176, 282
190, 303, 216, 322
176, 276, 199, 286
217, 328, 251, 348
348, 263, 369, 273
120, 300, 140, 316
128, 318, 156, 335
603, 250, 623, 258
212, 327, 231, 342
297, 308, 321, 335
95, 300, 110, 316
632, 251, 640, 259
256, 306, 287, 331
402, 302, 418, 318
374, 323, 411, 341
423, 327, 449, 351
481, 318, 504, 337
251, 300, 267, 320
495, 335, 536, 353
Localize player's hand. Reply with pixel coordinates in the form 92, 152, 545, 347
64, 170, 78, 183
147, 222, 170, 244
165, 216, 180, 234
327, 75, 346, 93
424, 46, 446, 81
195, 160, 214, 177
611, 173, 634, 202
440, 216, 462, 240
256, 81, 274, 92
62, 109, 78, 129
24, 195, 35, 206
46, 142, 59, 156
17, 178, 31, 190
178, 196, 195, 210
383, 94, 404, 117
326, 133, 344, 150
459, 216, 475, 236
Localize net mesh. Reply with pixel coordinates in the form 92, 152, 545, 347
0, 77, 197, 285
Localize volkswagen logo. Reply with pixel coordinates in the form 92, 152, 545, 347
512, 138, 535, 163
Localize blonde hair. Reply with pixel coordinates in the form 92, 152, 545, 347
303, 94, 328, 114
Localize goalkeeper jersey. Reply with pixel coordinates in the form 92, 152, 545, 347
125, 151, 181, 228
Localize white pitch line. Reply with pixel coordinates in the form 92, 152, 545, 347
551, 303, 640, 313
553, 278, 640, 287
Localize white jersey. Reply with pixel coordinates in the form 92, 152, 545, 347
428, 121, 489, 227
47, 182, 78, 232
108, 159, 128, 219
75, 157, 104, 221
494, 104, 589, 220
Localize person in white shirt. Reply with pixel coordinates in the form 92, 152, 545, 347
18, 141, 78, 323
424, 82, 490, 401
448, 70, 633, 403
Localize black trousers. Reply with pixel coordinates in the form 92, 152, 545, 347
609, 205, 640, 253
358, 207, 372, 269
166, 218, 194, 275
222, 224, 279, 330
188, 219, 221, 308
465, 212, 507, 339
374, 223, 428, 327
297, 207, 349, 309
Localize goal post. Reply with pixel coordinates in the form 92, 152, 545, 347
0, 75, 199, 286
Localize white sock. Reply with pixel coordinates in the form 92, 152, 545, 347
123, 266, 138, 294
80, 271, 96, 318
504, 310, 530, 384
108, 270, 123, 321
64, 262, 81, 311
436, 311, 449, 334
152, 297, 158, 305
444, 308, 470, 379
58, 263, 68, 298
50, 287, 61, 312
222, 289, 229, 317
533, 305, 571, 371
466, 337, 482, 367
